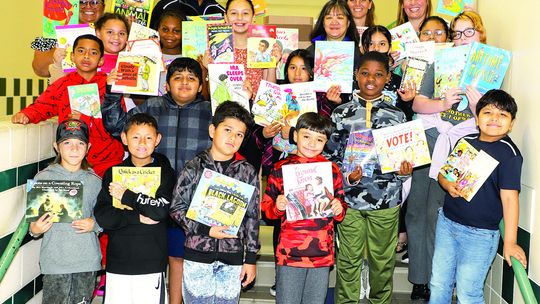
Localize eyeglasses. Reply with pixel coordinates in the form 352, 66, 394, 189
451, 28, 476, 40
79, 0, 102, 7
420, 29, 446, 38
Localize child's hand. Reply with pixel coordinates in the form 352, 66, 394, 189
107, 68, 121, 85
108, 181, 127, 201
200, 50, 213, 69
326, 85, 342, 104
11, 112, 30, 124
465, 85, 482, 115
443, 87, 464, 109
72, 217, 95, 233
139, 214, 159, 225
209, 226, 238, 239
280, 121, 292, 140
398, 81, 416, 102
126, 14, 136, 27
389, 51, 400, 68
503, 242, 527, 268
52, 47, 67, 66
348, 166, 363, 184
276, 195, 288, 211
330, 198, 343, 216
242, 80, 253, 100
398, 161, 413, 175
30, 213, 53, 236
69, 110, 82, 120
263, 121, 282, 138
240, 263, 256, 287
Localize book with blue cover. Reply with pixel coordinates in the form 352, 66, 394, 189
342, 129, 377, 178
436, 0, 475, 17
313, 41, 355, 94
434, 44, 471, 99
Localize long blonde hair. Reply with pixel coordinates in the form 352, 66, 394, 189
396, 0, 432, 26
450, 11, 487, 43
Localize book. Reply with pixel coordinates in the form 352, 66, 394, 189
110, 0, 155, 27
43, 0, 79, 38
439, 138, 478, 182
342, 129, 377, 178
275, 28, 299, 80
111, 51, 162, 96
207, 24, 234, 63
252, 0, 268, 16
313, 41, 355, 94
371, 119, 431, 173
247, 25, 277, 68
208, 63, 250, 114
112, 167, 161, 210
26, 180, 83, 223
436, 0, 476, 17
405, 41, 435, 63
128, 22, 159, 41
251, 80, 283, 126
182, 18, 224, 59
282, 162, 334, 221
126, 38, 165, 71
187, 168, 256, 235
433, 44, 471, 99
68, 83, 101, 118
458, 42, 512, 94
55, 24, 96, 72
400, 57, 428, 93
186, 14, 224, 22
390, 22, 420, 62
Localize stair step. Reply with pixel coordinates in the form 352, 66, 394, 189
240, 286, 276, 303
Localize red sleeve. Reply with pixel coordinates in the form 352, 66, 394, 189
261, 166, 286, 220
21, 78, 65, 123
331, 162, 347, 222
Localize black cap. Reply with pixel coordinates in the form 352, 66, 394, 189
56, 119, 89, 144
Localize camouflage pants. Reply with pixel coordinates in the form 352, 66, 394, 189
42, 271, 96, 304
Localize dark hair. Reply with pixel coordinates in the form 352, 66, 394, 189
73, 34, 104, 58
95, 12, 129, 32
283, 49, 314, 84
259, 39, 269, 48
420, 16, 449, 37
295, 112, 332, 139
218, 74, 228, 81
358, 51, 390, 72
311, 0, 360, 46
123, 113, 160, 133
166, 57, 203, 83
225, 0, 254, 15
152, 9, 186, 31
212, 101, 254, 129
361, 25, 392, 54
365, 1, 376, 27
476, 89, 517, 119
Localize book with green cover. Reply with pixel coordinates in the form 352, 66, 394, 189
68, 83, 101, 118
26, 180, 83, 223
110, 0, 155, 27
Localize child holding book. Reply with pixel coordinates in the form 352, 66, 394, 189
29, 119, 102, 304
262, 112, 347, 304
94, 113, 176, 303
325, 51, 413, 303
170, 101, 260, 304
430, 89, 527, 302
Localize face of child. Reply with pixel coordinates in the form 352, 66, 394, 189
476, 104, 514, 142
402, 0, 428, 21
367, 32, 390, 53
159, 16, 182, 54
452, 19, 480, 46
356, 60, 390, 100
419, 20, 448, 43
225, 0, 255, 34
121, 124, 162, 166
96, 19, 128, 54
294, 128, 328, 159
209, 118, 247, 161
166, 70, 202, 106
323, 7, 350, 41
348, 0, 372, 21
71, 39, 104, 74
287, 56, 311, 83
79, 0, 104, 24
54, 138, 89, 172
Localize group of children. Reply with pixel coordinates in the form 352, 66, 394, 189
16, 0, 528, 303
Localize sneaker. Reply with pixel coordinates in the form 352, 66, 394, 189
269, 284, 276, 297
401, 251, 409, 263
411, 284, 430, 301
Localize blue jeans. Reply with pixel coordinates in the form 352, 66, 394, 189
183, 260, 242, 304
429, 209, 499, 304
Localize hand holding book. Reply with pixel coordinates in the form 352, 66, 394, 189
108, 181, 127, 201
276, 194, 288, 211
210, 226, 238, 239
329, 198, 344, 216
397, 161, 413, 176
72, 217, 95, 233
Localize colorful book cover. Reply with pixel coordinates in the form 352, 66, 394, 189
439, 138, 479, 182
68, 83, 101, 118
110, 0, 155, 27
401, 57, 428, 93
111, 51, 161, 96
187, 168, 256, 235
208, 63, 250, 114
186, 14, 224, 22
372, 119, 431, 173
458, 42, 512, 94
405, 41, 435, 63
435, 42, 454, 50
456, 150, 498, 202
128, 22, 159, 41
126, 38, 165, 71
282, 162, 334, 221
342, 129, 377, 178
112, 167, 161, 210
434, 44, 471, 99
26, 180, 83, 223
182, 18, 224, 59
390, 22, 420, 62
252, 0, 268, 16
43, 0, 79, 38
207, 24, 234, 63
55, 24, 95, 72
275, 28, 299, 80
436, 0, 475, 17
313, 41, 355, 94
247, 25, 277, 68
252, 80, 283, 126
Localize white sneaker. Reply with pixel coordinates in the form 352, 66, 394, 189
269, 284, 276, 297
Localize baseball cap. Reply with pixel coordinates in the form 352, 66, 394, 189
56, 119, 89, 144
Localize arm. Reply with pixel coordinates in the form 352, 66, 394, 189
330, 163, 347, 222
437, 173, 461, 198
32, 48, 55, 78
13, 79, 64, 124
241, 167, 261, 287
101, 84, 130, 139
261, 168, 286, 220
501, 189, 527, 268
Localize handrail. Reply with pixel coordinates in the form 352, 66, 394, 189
499, 220, 538, 304
0, 217, 28, 283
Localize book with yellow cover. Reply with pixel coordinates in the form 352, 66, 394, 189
112, 167, 161, 210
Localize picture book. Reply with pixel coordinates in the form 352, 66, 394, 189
456, 150, 498, 202
207, 24, 234, 63
405, 41, 435, 63
186, 14, 224, 22
251, 80, 283, 126
110, 0, 155, 27
252, 0, 268, 16
436, 0, 476, 17
182, 21, 208, 59
68, 83, 101, 118
126, 38, 165, 71
342, 129, 377, 178
43, 0, 79, 38
208, 63, 250, 114
111, 51, 161, 96
26, 180, 83, 223
247, 25, 277, 68
313, 41, 355, 94
282, 162, 334, 221
435, 42, 454, 50
187, 168, 256, 235
439, 138, 478, 182
275, 28, 299, 80
372, 119, 431, 173
112, 167, 161, 210
390, 22, 420, 62
434, 44, 471, 99
128, 22, 159, 41
400, 57, 428, 93
458, 42, 512, 94
55, 24, 95, 72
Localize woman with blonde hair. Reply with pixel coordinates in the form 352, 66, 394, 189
396, 0, 432, 33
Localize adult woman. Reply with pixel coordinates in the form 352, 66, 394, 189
396, 0, 432, 33
347, 0, 375, 28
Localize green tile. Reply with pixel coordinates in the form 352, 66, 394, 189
517, 228, 530, 258
13, 280, 33, 304
35, 274, 43, 293
502, 262, 514, 303
26, 79, 33, 96
18, 163, 39, 186
0, 78, 6, 96
531, 280, 540, 301
2, 296, 13, 304
20, 97, 26, 109
13, 79, 20, 97
38, 79, 45, 94
6, 97, 13, 116
0, 168, 17, 192
0, 233, 13, 257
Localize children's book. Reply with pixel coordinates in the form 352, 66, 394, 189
390, 22, 420, 62
26, 180, 83, 223
68, 83, 101, 118
458, 42, 512, 94
112, 51, 161, 96
282, 162, 334, 221
405, 41, 435, 63
128, 22, 159, 41
252, 0, 268, 16
43, 0, 79, 38
126, 38, 165, 71
112, 167, 161, 210
372, 119, 431, 173
433, 44, 471, 99
251, 80, 283, 126
110, 0, 155, 27
439, 138, 479, 182
275, 28, 299, 80
247, 25, 277, 68
400, 57, 428, 93
207, 24, 234, 63
436, 0, 476, 17
435, 42, 454, 50
187, 168, 256, 235
55, 24, 95, 72
186, 14, 224, 22
208, 63, 250, 114
182, 18, 225, 59
342, 129, 377, 178
313, 41, 355, 94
